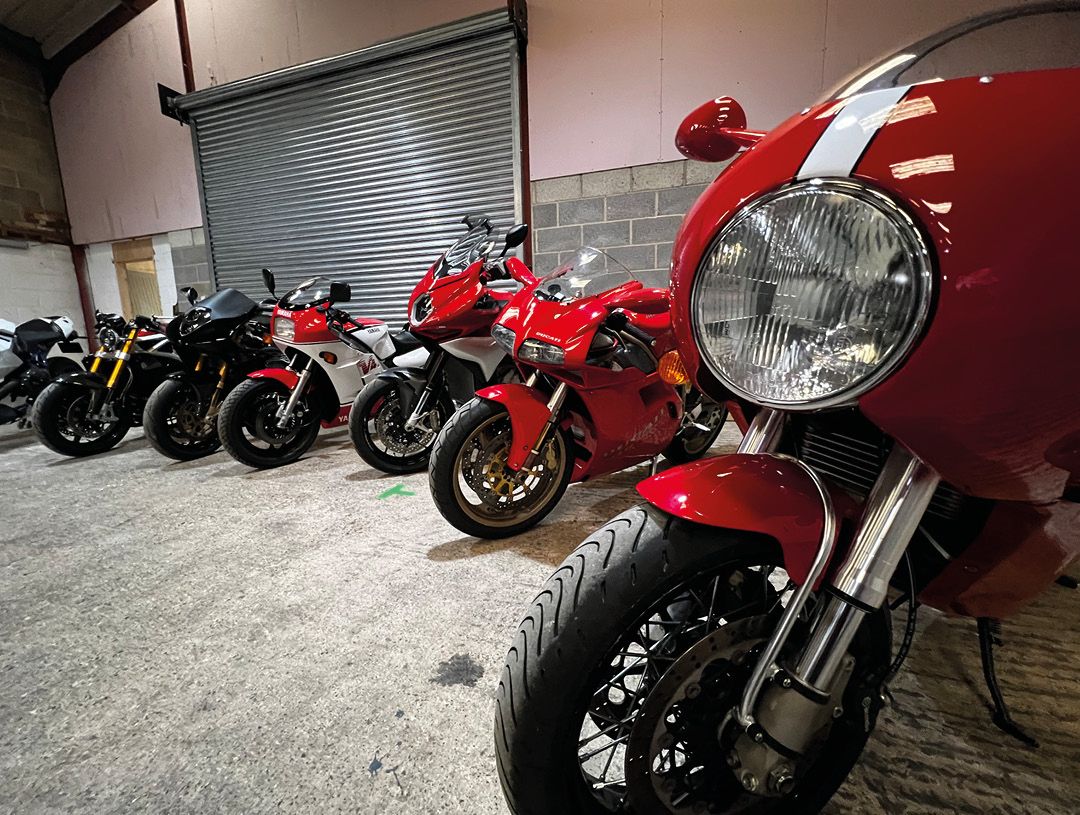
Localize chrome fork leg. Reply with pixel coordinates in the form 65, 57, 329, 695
276, 360, 313, 427
738, 409, 785, 454
793, 445, 941, 691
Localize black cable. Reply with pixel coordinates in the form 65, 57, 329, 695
886, 551, 919, 683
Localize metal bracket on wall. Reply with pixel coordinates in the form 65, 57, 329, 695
158, 84, 184, 123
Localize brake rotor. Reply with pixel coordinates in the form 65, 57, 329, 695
625, 616, 773, 814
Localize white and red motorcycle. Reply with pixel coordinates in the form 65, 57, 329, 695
217, 269, 427, 468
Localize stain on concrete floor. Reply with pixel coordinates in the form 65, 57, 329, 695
1, 423, 1078, 814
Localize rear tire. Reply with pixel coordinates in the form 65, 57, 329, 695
218, 378, 320, 469
429, 397, 573, 539
31, 381, 130, 457
495, 504, 890, 814
348, 377, 448, 474
144, 378, 222, 461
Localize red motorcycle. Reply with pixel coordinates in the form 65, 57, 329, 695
495, 7, 1080, 814
219, 270, 426, 468
348, 214, 528, 473
428, 247, 727, 538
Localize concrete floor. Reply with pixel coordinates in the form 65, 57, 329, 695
1, 423, 1078, 814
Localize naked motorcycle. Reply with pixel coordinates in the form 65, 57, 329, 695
142, 287, 284, 460
218, 270, 426, 468
428, 247, 727, 538
495, 7, 1080, 814
348, 214, 526, 474
0, 314, 81, 428
33, 311, 181, 456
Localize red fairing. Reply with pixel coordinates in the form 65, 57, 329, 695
322, 403, 351, 429
273, 305, 338, 344
408, 259, 513, 341
636, 454, 859, 587
850, 70, 1080, 502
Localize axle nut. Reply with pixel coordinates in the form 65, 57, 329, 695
740, 772, 759, 793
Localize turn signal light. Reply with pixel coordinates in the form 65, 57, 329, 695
659, 351, 690, 385
320, 351, 338, 364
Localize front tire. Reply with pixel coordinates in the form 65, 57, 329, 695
495, 504, 890, 815
31, 381, 131, 457
218, 378, 321, 469
429, 397, 573, 539
664, 389, 728, 463
349, 378, 448, 474
144, 378, 222, 461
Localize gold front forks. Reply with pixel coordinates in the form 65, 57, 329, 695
104, 328, 139, 391
206, 361, 229, 418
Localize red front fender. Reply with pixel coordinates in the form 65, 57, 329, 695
476, 383, 552, 471
248, 368, 300, 389
636, 454, 858, 587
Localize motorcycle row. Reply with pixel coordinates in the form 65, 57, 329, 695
9, 14, 1080, 809
5, 212, 728, 540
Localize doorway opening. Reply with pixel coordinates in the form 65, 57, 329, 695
111, 238, 161, 318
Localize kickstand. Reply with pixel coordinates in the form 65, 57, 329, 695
649, 455, 659, 476
977, 618, 1039, 748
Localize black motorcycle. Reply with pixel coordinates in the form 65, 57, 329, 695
0, 315, 82, 428
142, 287, 283, 460
32, 311, 182, 457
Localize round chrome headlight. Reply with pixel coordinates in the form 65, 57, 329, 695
692, 179, 932, 408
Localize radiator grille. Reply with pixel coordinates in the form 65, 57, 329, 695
795, 421, 964, 521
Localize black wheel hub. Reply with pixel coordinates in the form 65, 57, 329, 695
626, 617, 771, 814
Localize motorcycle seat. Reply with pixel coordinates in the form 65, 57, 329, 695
12, 319, 63, 356
390, 330, 424, 355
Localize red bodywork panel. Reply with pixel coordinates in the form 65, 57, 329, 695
407, 258, 513, 341
492, 282, 682, 478
273, 305, 336, 344
637, 454, 859, 588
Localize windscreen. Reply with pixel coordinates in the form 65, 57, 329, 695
535, 247, 637, 303
280, 277, 333, 309
823, 5, 1080, 101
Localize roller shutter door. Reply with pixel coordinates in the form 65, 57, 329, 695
173, 11, 522, 322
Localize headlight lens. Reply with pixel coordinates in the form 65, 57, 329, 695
491, 323, 516, 354
272, 316, 296, 341
692, 180, 931, 407
518, 339, 565, 366
180, 307, 210, 336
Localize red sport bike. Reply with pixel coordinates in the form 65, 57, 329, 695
348, 214, 528, 473
428, 247, 727, 538
219, 270, 427, 468
496, 6, 1080, 815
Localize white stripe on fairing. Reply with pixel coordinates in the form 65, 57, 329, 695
797, 85, 911, 180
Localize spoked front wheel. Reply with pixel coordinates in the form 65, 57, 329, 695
495, 504, 890, 815
429, 397, 573, 539
218, 378, 321, 469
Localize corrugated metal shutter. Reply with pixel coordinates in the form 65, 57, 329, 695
174, 11, 521, 322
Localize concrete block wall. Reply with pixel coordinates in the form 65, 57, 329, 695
167, 228, 212, 304
0, 242, 84, 334
530, 158, 732, 288
0, 46, 67, 235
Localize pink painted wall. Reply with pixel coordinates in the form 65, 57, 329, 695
527, 0, 1045, 178
50, 0, 201, 245
52, 0, 1045, 242
184, 0, 503, 89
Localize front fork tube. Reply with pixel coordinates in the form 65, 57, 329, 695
89, 329, 137, 413
276, 358, 313, 427
404, 351, 445, 430
519, 381, 569, 471
732, 409, 940, 768
206, 362, 229, 417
